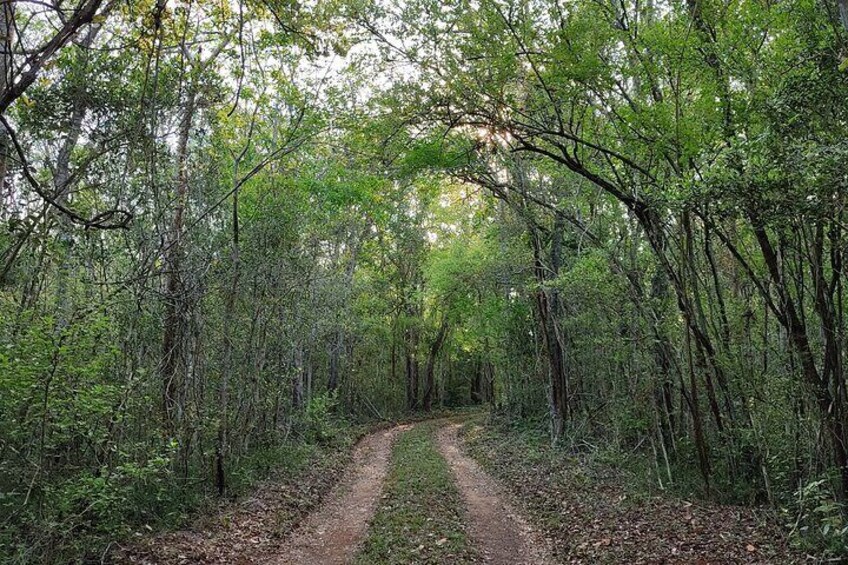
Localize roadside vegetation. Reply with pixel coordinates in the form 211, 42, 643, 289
10, 395, 354, 564
462, 416, 807, 563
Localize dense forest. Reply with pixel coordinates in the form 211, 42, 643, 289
2, 0, 848, 562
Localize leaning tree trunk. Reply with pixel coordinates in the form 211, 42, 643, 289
682, 210, 712, 492
0, 0, 104, 114
748, 214, 848, 499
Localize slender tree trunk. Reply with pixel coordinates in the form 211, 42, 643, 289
530, 216, 569, 442
471, 356, 483, 404
649, 262, 678, 452
748, 215, 848, 497
161, 85, 197, 431
216, 162, 242, 496
292, 344, 304, 409
422, 317, 449, 412
682, 211, 712, 492
0, 0, 104, 114
52, 24, 102, 333
0, 0, 13, 189
405, 319, 419, 410
328, 328, 342, 393
327, 234, 363, 394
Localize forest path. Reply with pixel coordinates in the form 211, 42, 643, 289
436, 422, 555, 565
267, 423, 409, 564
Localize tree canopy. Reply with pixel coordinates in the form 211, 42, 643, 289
2, 0, 848, 560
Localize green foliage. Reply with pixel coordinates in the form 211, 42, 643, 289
299, 392, 347, 445
51, 445, 178, 533
788, 478, 848, 556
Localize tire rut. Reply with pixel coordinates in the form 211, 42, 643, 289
267, 424, 409, 565
436, 423, 555, 565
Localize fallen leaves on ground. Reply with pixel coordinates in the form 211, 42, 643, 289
462, 423, 809, 564
112, 438, 358, 564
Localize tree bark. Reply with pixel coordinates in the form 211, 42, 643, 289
161, 85, 197, 431
530, 215, 569, 443
0, 0, 14, 189
215, 180, 240, 496
683, 212, 711, 491
422, 317, 449, 412
405, 313, 419, 410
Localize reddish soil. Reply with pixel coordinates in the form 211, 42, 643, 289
266, 424, 408, 564
437, 423, 555, 565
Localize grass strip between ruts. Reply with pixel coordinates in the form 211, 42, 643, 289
354, 423, 478, 564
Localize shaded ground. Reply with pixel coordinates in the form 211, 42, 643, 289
437, 423, 554, 565
270, 424, 407, 564
116, 414, 809, 564
461, 420, 810, 564
114, 427, 381, 564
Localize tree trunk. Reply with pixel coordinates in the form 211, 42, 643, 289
216, 155, 243, 496
292, 344, 305, 409
161, 85, 197, 431
422, 317, 449, 412
682, 211, 712, 492
327, 328, 342, 393
748, 216, 848, 496
649, 262, 679, 452
0, 0, 105, 113
405, 325, 419, 410
530, 214, 569, 442
0, 0, 14, 189
471, 357, 483, 404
